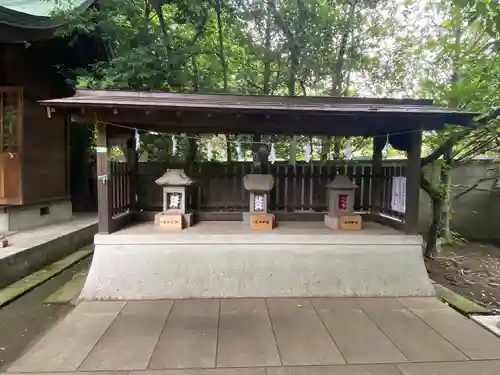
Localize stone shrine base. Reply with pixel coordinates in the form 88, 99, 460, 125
80, 221, 434, 300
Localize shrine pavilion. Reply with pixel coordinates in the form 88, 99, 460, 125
40, 89, 477, 299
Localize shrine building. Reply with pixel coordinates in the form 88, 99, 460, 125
40, 89, 477, 299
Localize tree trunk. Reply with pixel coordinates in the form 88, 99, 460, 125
321, 137, 331, 161
263, 1, 272, 94
215, 0, 228, 92
329, 0, 357, 162
440, 5, 462, 244
333, 138, 341, 159
427, 191, 443, 258
441, 167, 452, 243
421, 173, 444, 258
226, 134, 232, 162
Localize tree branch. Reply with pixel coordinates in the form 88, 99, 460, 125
421, 107, 500, 166
452, 174, 500, 201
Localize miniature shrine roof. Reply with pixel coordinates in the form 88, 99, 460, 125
40, 89, 479, 137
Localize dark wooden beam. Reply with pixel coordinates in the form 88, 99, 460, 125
66, 108, 436, 137
404, 130, 422, 234
370, 135, 385, 213
126, 137, 138, 211
95, 122, 113, 233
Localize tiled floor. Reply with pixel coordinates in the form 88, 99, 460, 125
5, 298, 500, 375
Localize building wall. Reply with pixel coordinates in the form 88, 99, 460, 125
21, 100, 69, 204
1, 43, 70, 206
418, 161, 500, 243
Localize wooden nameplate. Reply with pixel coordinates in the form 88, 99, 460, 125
155, 213, 183, 231
339, 215, 362, 230
250, 213, 275, 231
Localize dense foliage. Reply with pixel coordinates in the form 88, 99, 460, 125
55, 0, 500, 253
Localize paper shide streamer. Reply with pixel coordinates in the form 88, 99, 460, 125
171, 135, 177, 155
305, 143, 312, 163
135, 129, 140, 151
345, 138, 352, 160
268, 143, 276, 164
236, 141, 244, 161
206, 138, 213, 160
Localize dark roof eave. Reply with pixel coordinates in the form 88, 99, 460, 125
39, 99, 479, 127
0, 0, 96, 41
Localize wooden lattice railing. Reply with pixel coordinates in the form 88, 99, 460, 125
134, 160, 407, 221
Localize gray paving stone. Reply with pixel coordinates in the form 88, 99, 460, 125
217, 299, 280, 367
132, 369, 266, 375
312, 298, 408, 364
397, 360, 500, 375
399, 297, 500, 360
3, 373, 125, 375
79, 301, 172, 371
148, 299, 219, 369
356, 298, 467, 362
7, 301, 124, 372
3, 373, 126, 375
267, 299, 345, 366
266, 364, 403, 375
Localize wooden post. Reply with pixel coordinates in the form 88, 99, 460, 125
404, 130, 422, 234
126, 137, 137, 211
96, 122, 113, 233
226, 134, 232, 162
370, 135, 385, 214
185, 135, 198, 167
290, 135, 297, 165
252, 133, 262, 173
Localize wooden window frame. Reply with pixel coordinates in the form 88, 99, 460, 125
0, 86, 23, 204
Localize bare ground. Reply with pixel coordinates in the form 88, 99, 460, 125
426, 242, 500, 314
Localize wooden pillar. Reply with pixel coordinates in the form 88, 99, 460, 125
226, 134, 232, 162
370, 135, 385, 213
126, 137, 138, 211
96, 122, 113, 233
185, 135, 198, 168
290, 136, 297, 165
404, 130, 422, 234
252, 133, 262, 173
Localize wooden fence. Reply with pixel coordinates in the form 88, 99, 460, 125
110, 161, 132, 218
133, 160, 406, 219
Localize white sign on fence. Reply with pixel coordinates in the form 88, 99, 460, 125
391, 176, 406, 213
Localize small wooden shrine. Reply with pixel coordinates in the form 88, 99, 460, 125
40, 89, 477, 235
40, 89, 479, 300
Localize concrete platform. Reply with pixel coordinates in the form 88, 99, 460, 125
5, 298, 500, 375
81, 221, 434, 299
0, 215, 97, 289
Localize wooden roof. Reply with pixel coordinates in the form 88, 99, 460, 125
0, 0, 96, 42
40, 89, 479, 136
